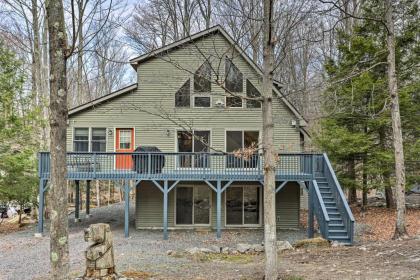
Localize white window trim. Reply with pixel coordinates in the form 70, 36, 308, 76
225, 95, 244, 109
174, 129, 212, 169
174, 184, 212, 227
192, 94, 212, 108
73, 127, 107, 152
224, 185, 262, 227
224, 129, 261, 170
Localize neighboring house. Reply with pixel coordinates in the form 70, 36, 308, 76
37, 26, 354, 244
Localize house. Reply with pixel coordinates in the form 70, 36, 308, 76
37, 26, 354, 244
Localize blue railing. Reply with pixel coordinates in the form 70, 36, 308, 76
312, 180, 330, 238
322, 153, 355, 243
38, 152, 319, 181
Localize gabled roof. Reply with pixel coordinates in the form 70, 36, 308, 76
68, 83, 137, 116
129, 25, 307, 126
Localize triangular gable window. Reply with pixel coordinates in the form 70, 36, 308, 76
194, 62, 211, 93
175, 79, 191, 107
225, 58, 243, 93
246, 80, 261, 108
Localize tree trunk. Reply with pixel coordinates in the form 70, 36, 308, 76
96, 180, 100, 207
262, 0, 277, 279
384, 176, 396, 208
362, 170, 368, 211
347, 159, 357, 204
46, 0, 70, 278
77, 0, 84, 105
385, 0, 408, 239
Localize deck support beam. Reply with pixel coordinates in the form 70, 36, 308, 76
163, 180, 169, 240
275, 181, 288, 193
124, 182, 130, 238
75, 180, 80, 222
308, 181, 314, 238
36, 179, 47, 236
216, 180, 222, 239
86, 180, 91, 218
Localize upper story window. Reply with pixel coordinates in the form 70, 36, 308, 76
194, 62, 211, 93
73, 127, 106, 152
91, 128, 106, 152
226, 130, 259, 168
225, 58, 244, 108
225, 58, 243, 93
177, 130, 210, 168
246, 80, 262, 108
175, 79, 191, 107
74, 128, 89, 152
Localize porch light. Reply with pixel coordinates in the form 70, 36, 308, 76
107, 128, 113, 136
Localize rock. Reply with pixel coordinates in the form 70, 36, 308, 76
209, 245, 221, 253
236, 243, 252, 253
294, 237, 329, 249
185, 247, 201, 255
277, 240, 293, 252
331, 241, 346, 247
358, 246, 367, 251
251, 244, 264, 252
199, 248, 213, 254
221, 247, 230, 254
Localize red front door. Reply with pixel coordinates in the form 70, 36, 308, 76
116, 128, 134, 169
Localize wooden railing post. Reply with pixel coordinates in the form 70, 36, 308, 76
308, 181, 314, 238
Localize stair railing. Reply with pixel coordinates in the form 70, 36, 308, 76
312, 180, 330, 239
322, 153, 355, 243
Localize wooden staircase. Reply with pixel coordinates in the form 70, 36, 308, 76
311, 154, 355, 245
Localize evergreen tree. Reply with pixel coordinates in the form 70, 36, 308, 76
0, 42, 38, 224
316, 0, 419, 208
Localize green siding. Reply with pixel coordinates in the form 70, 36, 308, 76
135, 181, 300, 230
276, 182, 300, 229
67, 33, 301, 153
68, 32, 302, 230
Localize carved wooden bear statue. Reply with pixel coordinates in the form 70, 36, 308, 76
83, 223, 117, 280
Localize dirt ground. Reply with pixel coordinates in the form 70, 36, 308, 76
1, 203, 419, 280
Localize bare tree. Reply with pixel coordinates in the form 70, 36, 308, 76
45, 0, 69, 277
385, 0, 407, 239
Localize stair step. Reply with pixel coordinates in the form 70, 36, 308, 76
328, 235, 350, 240
329, 229, 348, 234
317, 182, 329, 185
328, 224, 345, 230
326, 206, 338, 210
323, 197, 334, 202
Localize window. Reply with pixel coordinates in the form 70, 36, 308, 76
74, 128, 89, 152
225, 58, 243, 93
175, 79, 190, 107
246, 80, 262, 108
91, 128, 106, 152
194, 62, 211, 93
226, 96, 242, 108
176, 185, 211, 225
194, 96, 211, 107
226, 130, 259, 168
119, 129, 132, 149
177, 130, 210, 168
226, 186, 260, 225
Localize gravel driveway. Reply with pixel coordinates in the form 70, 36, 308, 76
0, 202, 306, 280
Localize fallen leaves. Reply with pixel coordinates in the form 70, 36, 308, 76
352, 207, 420, 241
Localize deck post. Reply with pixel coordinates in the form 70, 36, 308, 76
124, 182, 130, 237
86, 180, 91, 218
163, 180, 169, 240
36, 179, 46, 236
216, 180, 222, 239
308, 181, 314, 238
75, 180, 80, 222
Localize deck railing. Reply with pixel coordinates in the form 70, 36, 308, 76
321, 153, 355, 243
38, 152, 319, 181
